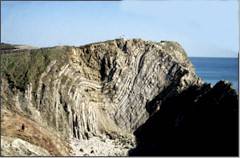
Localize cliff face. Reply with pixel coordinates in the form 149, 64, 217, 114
1, 38, 236, 156
129, 81, 238, 156
1, 39, 202, 155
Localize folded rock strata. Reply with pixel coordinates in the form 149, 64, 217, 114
0, 38, 224, 156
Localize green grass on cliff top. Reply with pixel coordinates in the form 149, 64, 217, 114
0, 47, 69, 92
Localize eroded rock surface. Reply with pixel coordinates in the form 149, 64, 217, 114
1, 136, 50, 156
129, 81, 238, 156
1, 38, 207, 156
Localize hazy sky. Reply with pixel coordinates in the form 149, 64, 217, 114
1, 1, 239, 57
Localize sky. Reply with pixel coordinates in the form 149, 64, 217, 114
1, 1, 239, 57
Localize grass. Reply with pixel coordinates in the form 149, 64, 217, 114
0, 46, 70, 93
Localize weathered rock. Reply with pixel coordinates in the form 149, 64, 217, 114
0, 108, 71, 156
1, 38, 203, 156
1, 136, 50, 156
129, 81, 238, 156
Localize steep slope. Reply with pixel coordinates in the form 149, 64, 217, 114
1, 38, 203, 156
129, 81, 238, 156
1, 108, 71, 156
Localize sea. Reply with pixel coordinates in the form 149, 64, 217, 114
190, 57, 238, 92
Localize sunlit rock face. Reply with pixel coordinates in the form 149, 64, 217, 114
1, 39, 202, 156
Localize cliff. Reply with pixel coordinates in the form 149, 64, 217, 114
0, 39, 237, 156
129, 81, 238, 156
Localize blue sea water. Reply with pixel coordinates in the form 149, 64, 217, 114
190, 57, 238, 92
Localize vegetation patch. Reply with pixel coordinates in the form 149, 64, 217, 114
0, 43, 17, 50
1, 47, 69, 93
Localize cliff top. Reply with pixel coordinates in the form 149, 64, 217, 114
0, 38, 192, 93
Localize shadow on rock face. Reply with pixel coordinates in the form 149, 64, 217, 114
129, 81, 238, 156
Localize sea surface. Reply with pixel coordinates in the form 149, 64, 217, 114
190, 57, 238, 92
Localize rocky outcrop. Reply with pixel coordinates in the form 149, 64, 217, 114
0, 108, 71, 156
3, 38, 234, 156
1, 136, 50, 156
129, 81, 238, 156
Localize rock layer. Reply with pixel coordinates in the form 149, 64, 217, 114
1, 39, 204, 156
